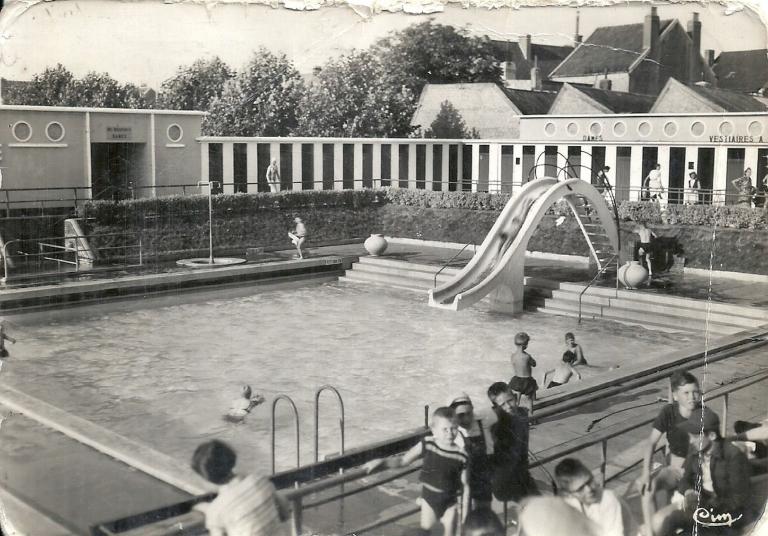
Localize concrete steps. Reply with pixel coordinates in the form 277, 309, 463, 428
338, 257, 461, 292
527, 283, 765, 335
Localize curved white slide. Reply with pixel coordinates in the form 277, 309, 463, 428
428, 178, 619, 313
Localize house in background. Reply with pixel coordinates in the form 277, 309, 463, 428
410, 83, 556, 139
651, 77, 767, 114
490, 36, 573, 91
549, 83, 655, 115
548, 8, 716, 95
712, 49, 768, 96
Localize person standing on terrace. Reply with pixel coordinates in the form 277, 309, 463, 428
640, 372, 701, 535
684, 172, 700, 205
732, 167, 755, 207
266, 159, 281, 193
644, 164, 665, 203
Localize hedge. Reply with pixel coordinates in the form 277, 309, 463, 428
619, 201, 767, 230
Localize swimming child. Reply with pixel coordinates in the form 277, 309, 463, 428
365, 407, 470, 536
563, 332, 587, 366
0, 319, 17, 358
225, 385, 265, 422
543, 352, 583, 389
509, 332, 538, 416
287, 217, 307, 259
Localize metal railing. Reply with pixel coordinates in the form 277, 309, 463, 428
1, 232, 142, 283
578, 254, 619, 324
433, 242, 476, 288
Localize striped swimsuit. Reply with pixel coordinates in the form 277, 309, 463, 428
419, 436, 468, 518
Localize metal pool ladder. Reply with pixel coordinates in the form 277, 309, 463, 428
270, 385, 346, 474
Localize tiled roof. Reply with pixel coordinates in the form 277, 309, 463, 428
500, 87, 558, 115
550, 20, 674, 77
490, 40, 573, 79
572, 85, 656, 113
687, 83, 767, 112
713, 49, 768, 94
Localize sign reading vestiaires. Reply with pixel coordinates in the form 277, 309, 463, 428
709, 135, 765, 143
107, 126, 133, 140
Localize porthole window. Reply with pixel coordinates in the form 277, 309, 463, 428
663, 121, 678, 137
12, 121, 32, 142
45, 121, 65, 142
167, 124, 183, 143
544, 122, 556, 136
719, 121, 734, 136
748, 120, 764, 137
566, 122, 579, 136
589, 122, 602, 136
690, 121, 705, 137
637, 121, 652, 137
613, 121, 627, 137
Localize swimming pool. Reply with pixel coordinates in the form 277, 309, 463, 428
3, 281, 698, 476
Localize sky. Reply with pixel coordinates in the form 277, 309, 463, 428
0, 0, 766, 87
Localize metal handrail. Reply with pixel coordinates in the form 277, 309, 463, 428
578, 253, 619, 324
270, 395, 301, 475
433, 242, 475, 288
314, 385, 345, 463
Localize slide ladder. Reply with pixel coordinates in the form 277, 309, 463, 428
428, 178, 619, 314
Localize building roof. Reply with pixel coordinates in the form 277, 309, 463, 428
550, 20, 674, 77
570, 85, 656, 113
490, 40, 573, 79
713, 49, 768, 94
686, 83, 768, 112
500, 87, 558, 115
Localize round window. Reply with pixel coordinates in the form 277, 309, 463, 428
12, 121, 32, 142
663, 121, 678, 137
566, 122, 579, 136
637, 121, 652, 137
690, 121, 705, 137
589, 122, 602, 136
46, 121, 65, 142
167, 124, 183, 143
612, 121, 627, 137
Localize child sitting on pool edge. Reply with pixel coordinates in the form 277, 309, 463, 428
563, 332, 587, 366
226, 385, 265, 422
543, 352, 582, 389
0, 319, 17, 358
365, 407, 470, 536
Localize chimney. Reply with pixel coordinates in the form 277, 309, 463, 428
574, 10, 583, 44
687, 12, 702, 83
705, 49, 715, 67
530, 56, 541, 90
520, 34, 532, 60
595, 70, 612, 90
642, 7, 661, 94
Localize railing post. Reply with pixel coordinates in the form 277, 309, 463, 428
139, 235, 143, 266
721, 394, 728, 437
290, 497, 303, 536
4, 191, 9, 218
600, 439, 607, 487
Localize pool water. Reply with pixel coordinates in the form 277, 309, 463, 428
3, 282, 699, 476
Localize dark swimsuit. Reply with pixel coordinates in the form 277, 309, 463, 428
547, 381, 563, 389
509, 376, 538, 397
460, 421, 493, 503
420, 436, 468, 518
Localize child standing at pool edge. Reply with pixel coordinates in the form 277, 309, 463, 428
288, 217, 307, 260
365, 407, 470, 536
509, 332, 538, 416
0, 319, 17, 358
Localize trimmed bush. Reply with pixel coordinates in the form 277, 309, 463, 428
619, 201, 766, 230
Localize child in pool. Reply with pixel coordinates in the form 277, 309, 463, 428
365, 407, 470, 536
563, 332, 587, 366
0, 319, 17, 358
226, 385, 265, 421
543, 352, 582, 389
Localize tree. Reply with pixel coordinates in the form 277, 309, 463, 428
296, 51, 416, 137
72, 72, 141, 108
422, 100, 479, 139
204, 49, 305, 136
158, 57, 233, 111
4, 64, 76, 106
374, 20, 502, 96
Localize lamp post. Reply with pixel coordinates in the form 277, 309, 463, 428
197, 180, 218, 264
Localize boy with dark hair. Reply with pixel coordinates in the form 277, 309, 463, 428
653, 407, 752, 536
365, 407, 470, 536
543, 352, 582, 389
486, 382, 538, 503
555, 458, 634, 536
191, 439, 288, 536
509, 332, 537, 416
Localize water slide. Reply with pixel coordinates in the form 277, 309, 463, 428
428, 178, 619, 313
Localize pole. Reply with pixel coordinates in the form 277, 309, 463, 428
208, 182, 214, 264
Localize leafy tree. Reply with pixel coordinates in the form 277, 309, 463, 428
72, 72, 141, 108
374, 20, 502, 96
4, 64, 76, 105
296, 51, 416, 137
157, 57, 233, 111
422, 100, 479, 139
204, 48, 305, 136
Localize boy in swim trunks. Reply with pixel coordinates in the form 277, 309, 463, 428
0, 319, 17, 358
543, 352, 582, 389
564, 332, 587, 366
287, 217, 307, 259
365, 407, 470, 536
634, 223, 656, 282
509, 332, 538, 416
